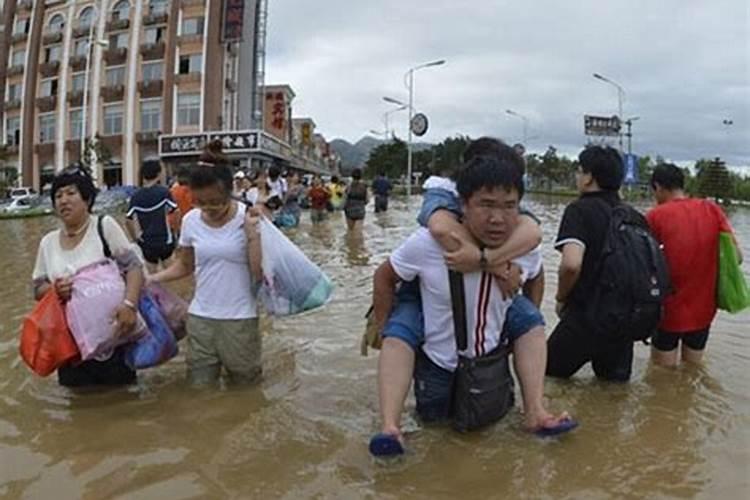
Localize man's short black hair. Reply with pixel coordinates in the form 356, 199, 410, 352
456, 155, 524, 201
190, 162, 233, 194
51, 163, 98, 211
268, 165, 281, 180
650, 163, 684, 190
463, 137, 526, 177
141, 160, 162, 181
351, 168, 362, 180
578, 146, 623, 191
331, 175, 339, 183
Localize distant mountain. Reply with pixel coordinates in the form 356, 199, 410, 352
331, 136, 433, 174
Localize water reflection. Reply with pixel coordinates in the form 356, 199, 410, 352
0, 195, 748, 499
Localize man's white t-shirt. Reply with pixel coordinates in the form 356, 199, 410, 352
390, 228, 542, 371
179, 204, 258, 320
267, 177, 287, 199
32, 215, 134, 282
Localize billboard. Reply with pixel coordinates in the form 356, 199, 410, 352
584, 115, 621, 136
623, 153, 639, 185
222, 0, 245, 42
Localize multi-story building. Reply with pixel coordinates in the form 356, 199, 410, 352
0, 0, 267, 190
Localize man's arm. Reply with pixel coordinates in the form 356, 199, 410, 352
523, 268, 545, 308
373, 260, 401, 332
125, 217, 140, 242
556, 243, 584, 303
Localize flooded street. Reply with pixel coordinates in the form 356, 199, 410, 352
1, 195, 748, 499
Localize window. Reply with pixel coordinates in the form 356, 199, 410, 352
40, 79, 58, 97
14, 18, 30, 35
109, 32, 129, 49
69, 109, 84, 139
112, 1, 130, 21
149, 0, 168, 15
144, 26, 165, 44
142, 61, 163, 82
6, 117, 21, 146
39, 114, 56, 143
7, 83, 22, 101
103, 105, 123, 135
11, 49, 26, 67
141, 99, 162, 131
106, 66, 125, 87
181, 18, 204, 36
177, 93, 200, 126
45, 45, 62, 63
48, 14, 65, 33
74, 40, 89, 57
79, 7, 94, 28
71, 73, 86, 92
178, 54, 202, 74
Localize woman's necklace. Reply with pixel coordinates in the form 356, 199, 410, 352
64, 218, 90, 238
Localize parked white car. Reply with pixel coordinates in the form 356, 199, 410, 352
9, 187, 35, 200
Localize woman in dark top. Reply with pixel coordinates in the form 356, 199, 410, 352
344, 168, 368, 231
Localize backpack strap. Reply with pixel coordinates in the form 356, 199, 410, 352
97, 215, 112, 259
448, 270, 468, 351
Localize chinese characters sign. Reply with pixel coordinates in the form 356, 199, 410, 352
223, 0, 245, 42
159, 131, 259, 157
584, 115, 621, 137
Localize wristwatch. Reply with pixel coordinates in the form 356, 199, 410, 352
479, 247, 488, 271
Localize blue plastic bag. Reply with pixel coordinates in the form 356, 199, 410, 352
124, 293, 178, 370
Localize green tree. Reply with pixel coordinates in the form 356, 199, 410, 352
696, 157, 732, 200
365, 138, 408, 179
80, 134, 112, 174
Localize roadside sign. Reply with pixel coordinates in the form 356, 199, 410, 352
411, 113, 429, 137
623, 153, 639, 185
584, 115, 621, 136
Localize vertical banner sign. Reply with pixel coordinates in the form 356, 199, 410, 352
301, 123, 312, 146
223, 0, 245, 42
623, 153, 639, 185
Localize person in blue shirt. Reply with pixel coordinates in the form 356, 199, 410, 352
372, 171, 393, 213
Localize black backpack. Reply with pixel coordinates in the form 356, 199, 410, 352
588, 202, 671, 342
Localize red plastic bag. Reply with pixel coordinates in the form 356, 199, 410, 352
19, 289, 80, 377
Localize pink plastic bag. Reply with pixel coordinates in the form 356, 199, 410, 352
66, 260, 146, 361
146, 283, 188, 341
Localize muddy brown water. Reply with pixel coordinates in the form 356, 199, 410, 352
0, 195, 748, 499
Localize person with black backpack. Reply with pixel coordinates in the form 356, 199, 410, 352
547, 146, 670, 382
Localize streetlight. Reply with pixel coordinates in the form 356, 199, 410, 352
404, 59, 445, 197
505, 109, 529, 145
383, 104, 407, 140
80, 7, 108, 165
593, 72, 626, 152
624, 116, 640, 155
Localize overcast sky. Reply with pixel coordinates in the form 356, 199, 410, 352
266, 0, 749, 168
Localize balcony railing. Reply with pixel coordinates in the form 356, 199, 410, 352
138, 79, 164, 98
11, 32, 28, 44
73, 25, 93, 38
18, 0, 33, 12
101, 85, 125, 102
106, 19, 130, 32
140, 42, 166, 61
35, 143, 56, 156
104, 47, 128, 66
7, 65, 24, 76
65, 140, 82, 155
143, 11, 169, 26
181, 0, 206, 7
39, 61, 61, 78
67, 90, 84, 107
5, 144, 20, 155
100, 135, 122, 148
136, 131, 160, 143
37, 96, 58, 112
176, 72, 201, 84
69, 55, 87, 71
42, 31, 64, 45
4, 99, 22, 111
178, 34, 203, 45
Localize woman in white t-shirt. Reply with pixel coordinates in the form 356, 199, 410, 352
150, 163, 264, 386
32, 165, 144, 387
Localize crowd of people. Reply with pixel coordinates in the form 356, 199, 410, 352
26, 136, 743, 459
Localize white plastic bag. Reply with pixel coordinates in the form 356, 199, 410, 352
258, 217, 333, 316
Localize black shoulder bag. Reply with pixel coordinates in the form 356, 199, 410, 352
97, 215, 112, 259
449, 270, 515, 432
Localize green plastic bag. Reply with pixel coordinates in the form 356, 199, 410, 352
717, 232, 750, 313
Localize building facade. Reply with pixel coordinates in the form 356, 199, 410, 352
1, 0, 260, 190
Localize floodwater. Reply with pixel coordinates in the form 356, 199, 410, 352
0, 195, 748, 499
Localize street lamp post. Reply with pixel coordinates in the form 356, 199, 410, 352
383, 105, 407, 140
402, 59, 445, 198
624, 116, 640, 155
593, 73, 626, 152
80, 8, 108, 169
505, 109, 529, 145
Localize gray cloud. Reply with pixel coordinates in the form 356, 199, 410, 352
266, 0, 749, 168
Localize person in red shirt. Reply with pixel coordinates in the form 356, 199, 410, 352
307, 175, 331, 224
647, 164, 742, 367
